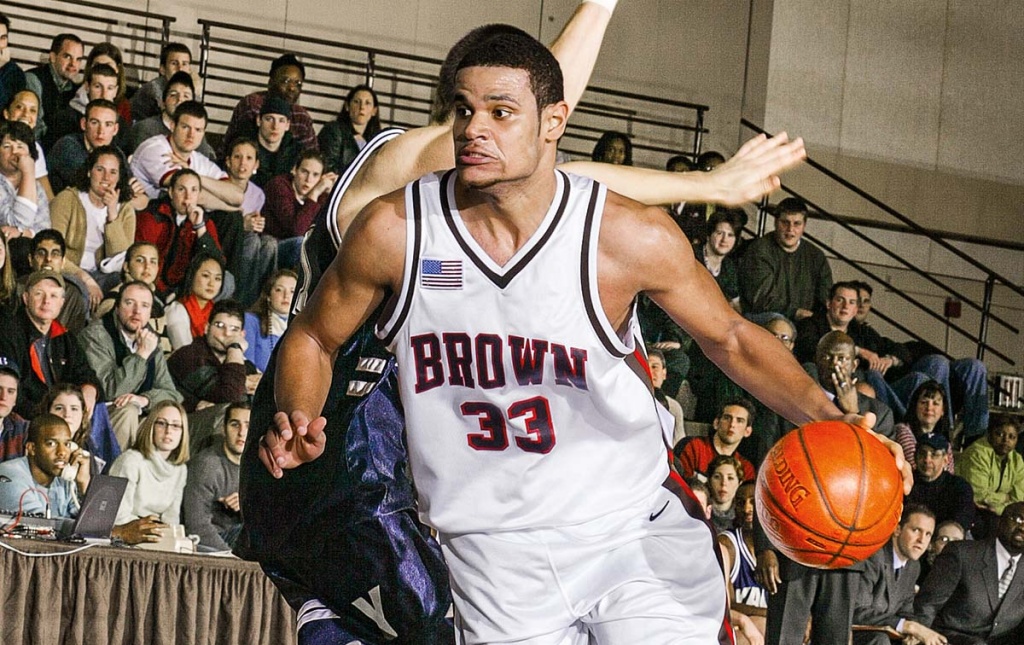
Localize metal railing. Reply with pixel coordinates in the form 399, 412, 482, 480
196, 19, 709, 165
741, 119, 1022, 366
4, 0, 175, 89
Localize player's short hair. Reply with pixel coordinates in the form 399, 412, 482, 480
717, 398, 755, 426
900, 503, 935, 525
172, 100, 207, 125
160, 42, 191, 68
432, 23, 532, 124
0, 120, 37, 160
455, 31, 564, 113
163, 71, 195, 101
49, 33, 83, 54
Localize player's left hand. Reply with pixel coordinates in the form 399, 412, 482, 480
259, 411, 327, 478
841, 411, 914, 495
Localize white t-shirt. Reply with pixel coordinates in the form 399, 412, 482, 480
34, 143, 47, 180
77, 191, 107, 271
129, 134, 227, 199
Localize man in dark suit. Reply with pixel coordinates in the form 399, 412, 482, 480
914, 501, 1024, 644
853, 503, 945, 645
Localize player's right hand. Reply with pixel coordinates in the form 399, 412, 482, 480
259, 411, 327, 478
755, 549, 781, 594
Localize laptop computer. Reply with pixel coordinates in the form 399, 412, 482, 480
59, 474, 128, 544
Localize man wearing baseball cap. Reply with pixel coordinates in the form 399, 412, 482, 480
0, 355, 28, 462
908, 432, 976, 532
0, 269, 101, 417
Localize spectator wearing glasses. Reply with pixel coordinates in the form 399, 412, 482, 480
167, 300, 258, 448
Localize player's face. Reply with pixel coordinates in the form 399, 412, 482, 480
269, 275, 296, 316
997, 503, 1024, 554
856, 288, 872, 322
172, 114, 206, 154
0, 374, 18, 420
152, 406, 184, 458
49, 392, 84, 435
83, 107, 119, 148
710, 464, 740, 506
914, 392, 944, 431
27, 423, 73, 479
928, 524, 964, 560
894, 512, 934, 562
915, 446, 949, 482
292, 158, 323, 197
170, 174, 201, 217
127, 245, 159, 284
116, 284, 153, 333
452, 66, 564, 190
31, 239, 65, 273
347, 89, 377, 127
989, 423, 1019, 458
161, 52, 191, 79
708, 222, 737, 257
714, 405, 751, 446
161, 83, 193, 118
87, 74, 118, 102
22, 278, 65, 326
734, 484, 755, 530
774, 213, 805, 251
4, 91, 40, 129
225, 142, 258, 182
648, 355, 667, 390
51, 40, 85, 82
206, 314, 243, 353
224, 408, 250, 458
827, 287, 859, 326
191, 258, 223, 303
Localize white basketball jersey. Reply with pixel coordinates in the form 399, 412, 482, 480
378, 170, 669, 534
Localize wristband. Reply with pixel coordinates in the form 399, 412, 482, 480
192, 220, 206, 232
227, 343, 242, 351
583, 0, 618, 13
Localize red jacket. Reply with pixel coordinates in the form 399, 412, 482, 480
135, 196, 224, 294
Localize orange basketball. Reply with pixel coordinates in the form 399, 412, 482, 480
755, 420, 903, 569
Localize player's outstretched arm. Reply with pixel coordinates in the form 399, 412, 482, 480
559, 132, 806, 207
549, 0, 615, 113
260, 192, 407, 478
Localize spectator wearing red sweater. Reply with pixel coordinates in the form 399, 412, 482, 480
262, 150, 336, 270
676, 398, 757, 483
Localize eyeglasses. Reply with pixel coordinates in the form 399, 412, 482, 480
211, 320, 242, 333
279, 78, 303, 88
153, 419, 183, 431
1005, 513, 1024, 526
33, 248, 64, 260
933, 535, 961, 543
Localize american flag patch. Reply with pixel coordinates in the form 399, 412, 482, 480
421, 259, 463, 290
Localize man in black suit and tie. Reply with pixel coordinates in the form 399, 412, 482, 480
853, 504, 946, 645
914, 501, 1024, 645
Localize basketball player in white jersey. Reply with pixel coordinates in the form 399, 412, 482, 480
259, 22, 913, 642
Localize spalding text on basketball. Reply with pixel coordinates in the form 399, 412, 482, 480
771, 448, 810, 509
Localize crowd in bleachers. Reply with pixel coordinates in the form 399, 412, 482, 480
0, 12, 1020, 645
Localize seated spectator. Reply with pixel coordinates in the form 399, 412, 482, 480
851, 504, 941, 645
220, 53, 317, 157
0, 355, 27, 461
165, 252, 225, 350
907, 433, 975, 532
130, 42, 192, 123
48, 97, 122, 194
913, 502, 1024, 645
78, 281, 181, 450
693, 208, 744, 312
696, 150, 726, 173
708, 453, 743, 533
677, 398, 757, 483
243, 269, 296, 372
591, 131, 632, 165
109, 399, 189, 527
263, 150, 336, 268
52, 52, 128, 151
223, 137, 275, 308
922, 520, 965, 582
182, 402, 247, 552
130, 101, 242, 210
319, 84, 382, 175
664, 154, 706, 244
49, 145, 136, 290
0, 120, 49, 241
895, 380, 956, 475
4, 90, 54, 201
648, 348, 684, 448
41, 383, 119, 476
167, 300, 258, 447
134, 168, 227, 295
97, 240, 162, 313
25, 33, 84, 151
717, 481, 767, 645
0, 13, 27, 115
958, 415, 1024, 539
0, 413, 90, 516
249, 96, 303, 188
852, 280, 990, 444
21, 229, 92, 333
0, 269, 100, 418
793, 281, 860, 364
127, 71, 215, 158
740, 197, 832, 322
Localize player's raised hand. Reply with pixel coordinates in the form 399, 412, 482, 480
259, 411, 327, 478
704, 132, 806, 206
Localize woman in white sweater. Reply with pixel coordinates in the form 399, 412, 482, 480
109, 400, 190, 526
